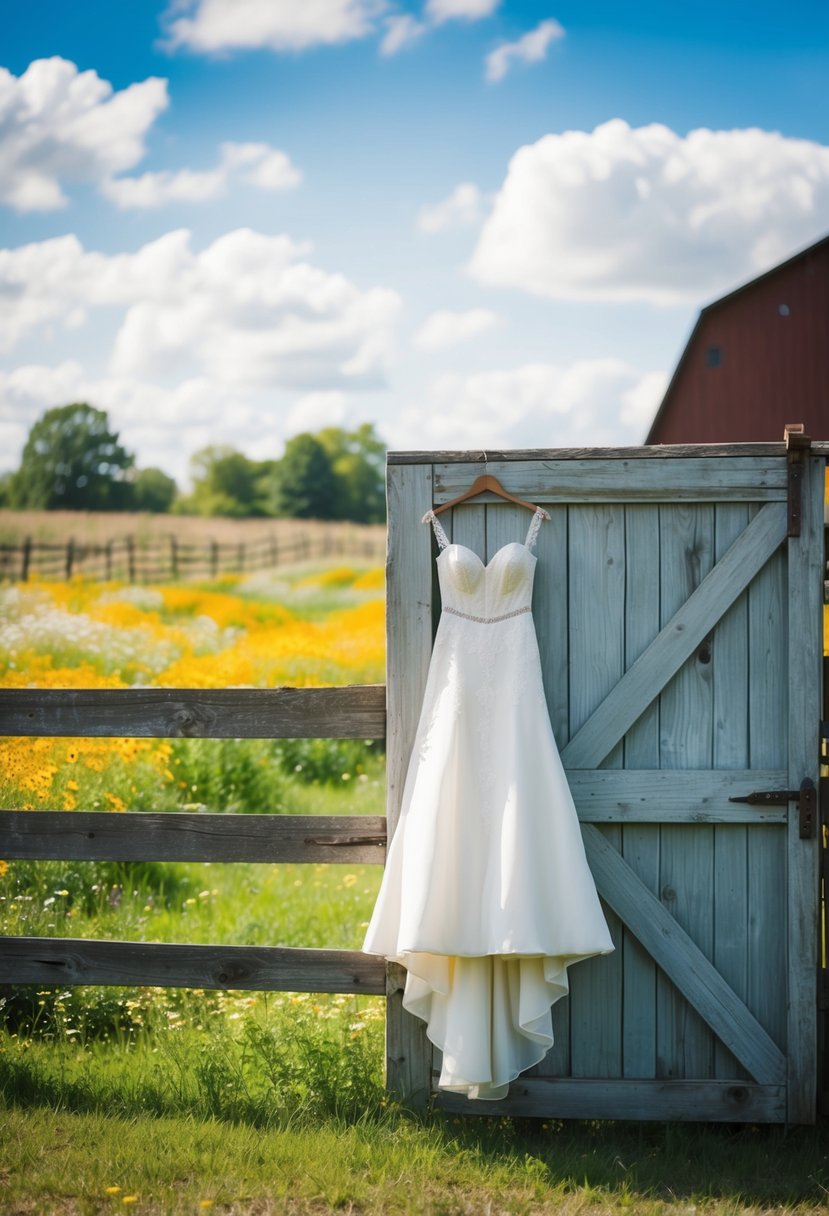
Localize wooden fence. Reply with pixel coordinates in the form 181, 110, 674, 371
0, 525, 385, 583
0, 685, 422, 1091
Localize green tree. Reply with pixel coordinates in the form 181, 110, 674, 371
178, 446, 265, 517
317, 423, 386, 523
131, 467, 177, 513
271, 433, 337, 519
9, 404, 134, 510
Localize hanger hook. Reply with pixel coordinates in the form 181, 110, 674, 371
481, 448, 488, 473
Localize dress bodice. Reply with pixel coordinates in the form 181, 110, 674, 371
423, 506, 547, 621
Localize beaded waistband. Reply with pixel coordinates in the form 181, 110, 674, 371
443, 605, 531, 624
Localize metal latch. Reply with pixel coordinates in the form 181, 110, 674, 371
729, 777, 816, 838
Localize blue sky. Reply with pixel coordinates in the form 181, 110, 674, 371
1, 0, 828, 484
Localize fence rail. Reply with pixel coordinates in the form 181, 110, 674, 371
0, 525, 386, 583
0, 685, 390, 1002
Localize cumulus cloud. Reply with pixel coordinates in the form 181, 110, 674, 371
102, 141, 301, 208
0, 57, 168, 212
283, 390, 349, 433
485, 18, 564, 83
389, 359, 665, 450
162, 0, 386, 53
469, 119, 829, 305
413, 308, 499, 350
0, 228, 402, 390
425, 0, 499, 21
417, 182, 487, 233
380, 14, 428, 54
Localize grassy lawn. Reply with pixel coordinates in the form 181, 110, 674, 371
2, 560, 829, 1214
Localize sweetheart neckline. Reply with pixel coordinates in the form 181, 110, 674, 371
437, 541, 537, 571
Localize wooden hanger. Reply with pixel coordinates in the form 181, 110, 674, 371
432, 472, 542, 517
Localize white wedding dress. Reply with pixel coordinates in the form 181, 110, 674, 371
363, 506, 614, 1099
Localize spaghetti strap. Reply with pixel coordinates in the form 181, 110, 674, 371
422, 509, 451, 551
524, 506, 550, 552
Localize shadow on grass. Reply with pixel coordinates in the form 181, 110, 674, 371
3, 1051, 828, 1211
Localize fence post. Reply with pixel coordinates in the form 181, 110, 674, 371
238, 542, 245, 573
170, 535, 179, 580
126, 537, 135, 584
65, 539, 75, 581
105, 541, 113, 581
211, 541, 219, 579
20, 537, 32, 582
269, 536, 278, 568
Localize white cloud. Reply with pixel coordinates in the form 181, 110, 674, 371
417, 182, 486, 233
0, 58, 168, 212
389, 359, 665, 450
469, 119, 829, 305
380, 14, 427, 54
413, 308, 499, 350
425, 0, 499, 22
0, 228, 402, 391
102, 142, 301, 209
162, 0, 386, 53
284, 390, 349, 433
485, 18, 564, 83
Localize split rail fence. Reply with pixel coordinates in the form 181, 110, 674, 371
0, 525, 385, 583
0, 685, 418, 1083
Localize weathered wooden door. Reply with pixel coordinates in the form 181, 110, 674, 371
384, 444, 823, 1123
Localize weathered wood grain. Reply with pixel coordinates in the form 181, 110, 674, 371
568, 506, 624, 1081
657, 503, 716, 1081
0, 938, 385, 994
432, 458, 787, 503
785, 454, 824, 1123
387, 444, 789, 464
583, 825, 787, 1087
0, 811, 387, 864
384, 460, 434, 1109
436, 1078, 785, 1122
561, 502, 788, 770
712, 503, 751, 1081
0, 686, 386, 739
621, 504, 661, 1080
565, 769, 788, 823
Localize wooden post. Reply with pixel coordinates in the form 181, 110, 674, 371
169, 535, 179, 580
210, 541, 219, 579
105, 541, 113, 581
270, 536, 278, 568
126, 536, 135, 584
20, 537, 32, 582
65, 539, 75, 581
237, 542, 245, 573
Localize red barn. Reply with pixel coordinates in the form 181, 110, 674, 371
647, 234, 829, 444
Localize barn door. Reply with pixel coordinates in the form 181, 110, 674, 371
384, 446, 824, 1124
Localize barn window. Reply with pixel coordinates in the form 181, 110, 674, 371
778, 303, 790, 316
705, 345, 722, 368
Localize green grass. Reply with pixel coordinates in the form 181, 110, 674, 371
2, 1102, 829, 1214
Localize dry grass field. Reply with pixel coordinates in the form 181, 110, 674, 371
0, 508, 386, 549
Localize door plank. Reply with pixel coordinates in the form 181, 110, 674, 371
437, 1078, 785, 1122
567, 506, 625, 1079
565, 768, 788, 823
621, 505, 661, 1079
385, 461, 434, 1108
657, 505, 716, 1080
433, 458, 788, 503
785, 456, 824, 1123
562, 502, 788, 770
712, 503, 751, 1081
582, 824, 787, 1086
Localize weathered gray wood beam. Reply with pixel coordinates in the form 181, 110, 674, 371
0, 811, 387, 864
0, 685, 386, 740
0, 938, 385, 994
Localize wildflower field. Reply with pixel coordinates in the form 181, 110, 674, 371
2, 559, 829, 1214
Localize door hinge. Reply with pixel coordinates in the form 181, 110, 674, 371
729, 777, 817, 838
784, 422, 812, 538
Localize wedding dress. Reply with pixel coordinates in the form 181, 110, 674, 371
363, 506, 613, 1100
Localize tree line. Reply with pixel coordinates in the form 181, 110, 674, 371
0, 404, 386, 523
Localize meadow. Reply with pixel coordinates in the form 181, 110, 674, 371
1, 558, 829, 1214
